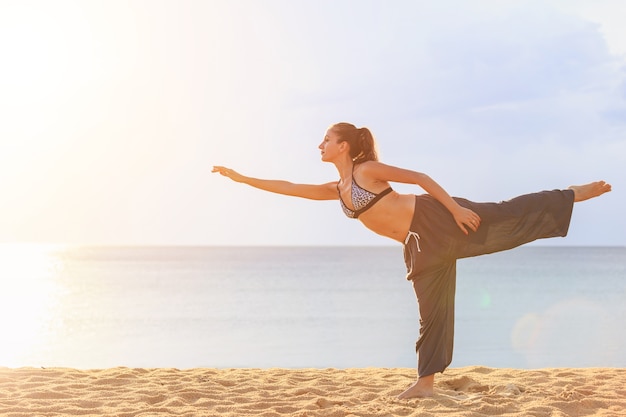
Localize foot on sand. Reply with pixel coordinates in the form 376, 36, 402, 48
397, 377, 434, 400
568, 181, 611, 202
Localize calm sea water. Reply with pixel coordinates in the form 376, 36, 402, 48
0, 245, 624, 370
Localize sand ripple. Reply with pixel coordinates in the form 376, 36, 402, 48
0, 366, 624, 416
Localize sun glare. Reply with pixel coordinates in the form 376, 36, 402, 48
0, 2, 102, 189
0, 244, 64, 367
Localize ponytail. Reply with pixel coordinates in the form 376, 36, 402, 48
331, 122, 379, 163
355, 127, 377, 163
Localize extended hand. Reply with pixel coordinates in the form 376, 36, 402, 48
211, 166, 245, 183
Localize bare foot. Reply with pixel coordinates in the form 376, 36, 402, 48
397, 375, 434, 400
568, 181, 612, 202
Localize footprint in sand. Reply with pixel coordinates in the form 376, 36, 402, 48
443, 376, 490, 394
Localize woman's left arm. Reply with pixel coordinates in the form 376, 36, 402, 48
363, 161, 481, 234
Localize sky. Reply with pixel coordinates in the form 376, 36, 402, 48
0, 0, 624, 247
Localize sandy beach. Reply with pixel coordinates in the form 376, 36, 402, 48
1, 366, 624, 416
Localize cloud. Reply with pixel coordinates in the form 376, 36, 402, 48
381, 4, 625, 143
269, 1, 626, 158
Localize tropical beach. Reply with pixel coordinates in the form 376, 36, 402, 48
2, 1, 625, 417
1, 366, 625, 416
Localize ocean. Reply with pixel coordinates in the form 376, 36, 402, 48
1, 245, 624, 370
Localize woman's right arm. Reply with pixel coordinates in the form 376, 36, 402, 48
212, 166, 338, 201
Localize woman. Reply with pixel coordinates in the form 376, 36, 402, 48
212, 122, 611, 399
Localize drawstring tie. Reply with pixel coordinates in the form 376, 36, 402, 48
404, 230, 421, 252
403, 230, 422, 279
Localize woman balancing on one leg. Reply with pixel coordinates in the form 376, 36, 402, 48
212, 122, 611, 400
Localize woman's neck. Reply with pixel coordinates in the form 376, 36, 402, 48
334, 158, 354, 182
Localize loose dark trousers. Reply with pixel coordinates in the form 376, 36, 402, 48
403, 189, 575, 377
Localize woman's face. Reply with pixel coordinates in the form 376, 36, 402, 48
318, 129, 344, 162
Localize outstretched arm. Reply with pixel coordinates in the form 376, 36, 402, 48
212, 166, 338, 201
361, 161, 481, 234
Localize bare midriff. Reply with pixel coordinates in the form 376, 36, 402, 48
356, 191, 416, 243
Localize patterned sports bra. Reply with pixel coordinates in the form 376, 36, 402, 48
338, 172, 393, 219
